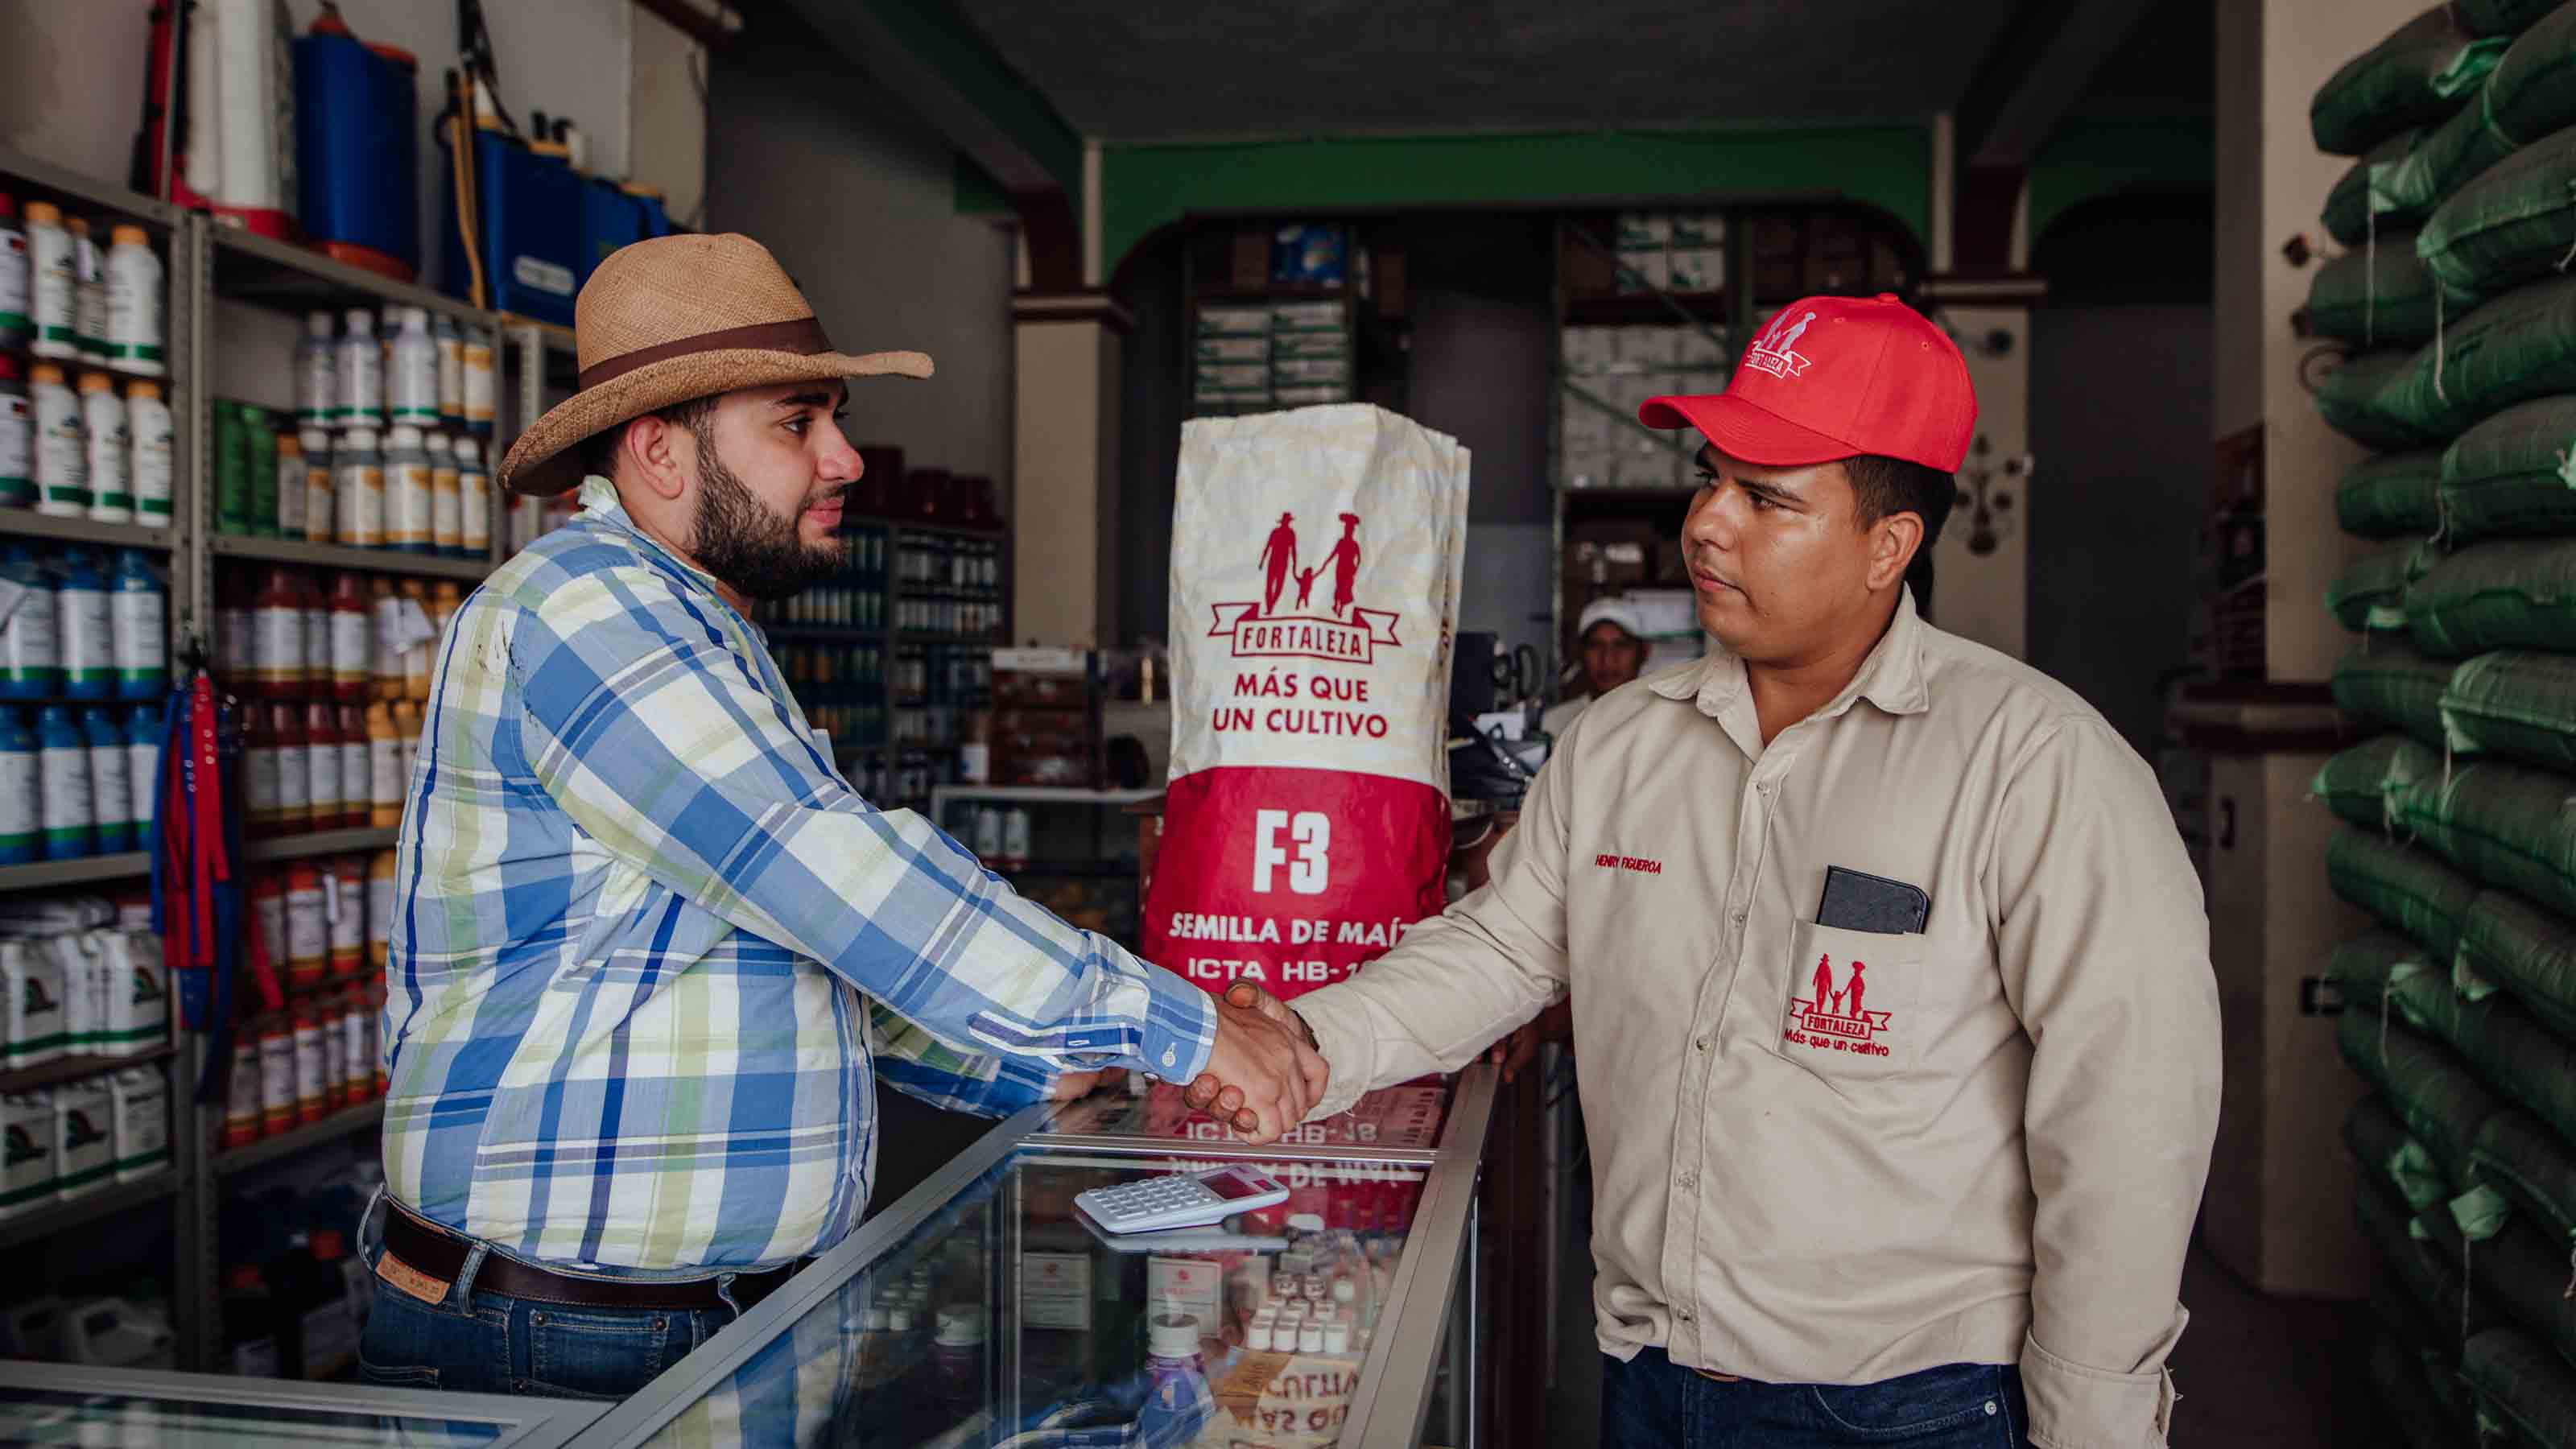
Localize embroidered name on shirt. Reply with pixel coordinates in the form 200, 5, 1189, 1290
1596, 854, 1663, 876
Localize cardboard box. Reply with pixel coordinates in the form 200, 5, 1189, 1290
1616, 327, 1681, 369
1562, 444, 1614, 491
1668, 246, 1726, 293
1195, 362, 1269, 392
1274, 383, 1348, 406
1670, 211, 1725, 247
1199, 305, 1272, 337
1559, 326, 1616, 376
1147, 1255, 1226, 1338
1616, 248, 1670, 295
1616, 212, 1672, 249
1271, 300, 1344, 332
1272, 329, 1350, 360
1196, 334, 1271, 364
1273, 356, 1351, 387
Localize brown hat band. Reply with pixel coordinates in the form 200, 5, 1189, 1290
577, 316, 836, 390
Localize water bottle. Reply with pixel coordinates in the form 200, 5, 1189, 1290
83, 704, 131, 854
55, 547, 110, 701
108, 548, 164, 700
0, 708, 36, 865
36, 703, 93, 859
0, 543, 58, 699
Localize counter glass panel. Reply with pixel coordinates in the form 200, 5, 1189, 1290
0, 1386, 510, 1445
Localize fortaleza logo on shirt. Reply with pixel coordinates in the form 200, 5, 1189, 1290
1208, 510, 1403, 664
1783, 952, 1893, 1058
1743, 308, 1819, 379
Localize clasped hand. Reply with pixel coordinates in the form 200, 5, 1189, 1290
1182, 982, 1329, 1144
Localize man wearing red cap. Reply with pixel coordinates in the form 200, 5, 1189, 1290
1203, 295, 2219, 1447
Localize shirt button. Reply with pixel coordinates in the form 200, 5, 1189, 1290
1677, 1309, 1694, 1323
1678, 1172, 1696, 1190
1729, 908, 1747, 926
1695, 1036, 1711, 1052
1757, 780, 1776, 796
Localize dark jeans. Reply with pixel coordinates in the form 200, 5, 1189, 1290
354, 1195, 741, 1401
1603, 1346, 2032, 1449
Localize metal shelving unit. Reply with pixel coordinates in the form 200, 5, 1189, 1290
0, 852, 155, 893
209, 531, 493, 583
0, 510, 180, 551
0, 1170, 181, 1252
212, 1101, 386, 1179
0, 1045, 178, 1100
242, 825, 397, 862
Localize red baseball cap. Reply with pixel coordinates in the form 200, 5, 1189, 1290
1638, 294, 1976, 473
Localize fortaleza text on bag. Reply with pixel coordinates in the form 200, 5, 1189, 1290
1142, 404, 1470, 1001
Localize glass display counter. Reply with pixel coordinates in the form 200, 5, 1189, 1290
0, 1067, 1496, 1449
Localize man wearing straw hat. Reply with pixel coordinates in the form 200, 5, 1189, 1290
357, 233, 1323, 1400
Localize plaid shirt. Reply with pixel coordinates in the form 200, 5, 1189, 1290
380, 477, 1216, 1271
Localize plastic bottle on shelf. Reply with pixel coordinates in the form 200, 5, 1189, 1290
68, 217, 105, 360
365, 702, 400, 828
383, 425, 430, 553
390, 308, 438, 425
368, 577, 401, 700
336, 308, 383, 431
251, 566, 303, 700
291, 1003, 327, 1125
212, 401, 246, 535
221, 1042, 260, 1150
213, 574, 253, 686
102, 225, 163, 378
328, 854, 364, 976
318, 993, 347, 1111
24, 202, 74, 358
0, 356, 28, 508
391, 699, 421, 789
456, 436, 489, 559
83, 705, 132, 854
304, 703, 345, 830
0, 708, 36, 865
299, 427, 333, 543
274, 431, 303, 541
428, 580, 460, 666
0, 544, 56, 698
124, 704, 157, 838
257, 1017, 294, 1137
365, 849, 396, 970
335, 427, 382, 548
241, 704, 280, 837
336, 707, 366, 832
124, 379, 170, 523
56, 547, 110, 700
461, 324, 495, 435
272, 701, 311, 835
285, 862, 327, 990
433, 313, 463, 427
336, 995, 369, 1101
30, 361, 85, 516
398, 580, 431, 699
244, 407, 277, 536
109, 548, 165, 700
297, 565, 329, 700
326, 572, 368, 702
427, 432, 460, 556
75, 372, 130, 522
0, 193, 26, 351
36, 704, 93, 859
295, 311, 336, 427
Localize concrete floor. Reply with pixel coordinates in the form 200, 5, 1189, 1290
1543, 1214, 2380, 1447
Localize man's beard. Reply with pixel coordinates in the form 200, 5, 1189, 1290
687, 431, 844, 602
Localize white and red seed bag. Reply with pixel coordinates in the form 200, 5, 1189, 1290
1144, 404, 1470, 1003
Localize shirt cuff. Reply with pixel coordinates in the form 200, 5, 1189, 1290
2021, 1331, 2176, 1449
1133, 964, 1219, 1085
1290, 991, 1375, 1121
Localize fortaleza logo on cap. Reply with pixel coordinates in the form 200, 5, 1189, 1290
1208, 510, 1403, 663
1743, 308, 1819, 380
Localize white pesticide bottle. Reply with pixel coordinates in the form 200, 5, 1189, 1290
101, 225, 163, 378
24, 203, 76, 360
336, 309, 383, 431
388, 308, 438, 426
455, 437, 489, 559
295, 311, 336, 427
77, 373, 130, 524
124, 381, 171, 524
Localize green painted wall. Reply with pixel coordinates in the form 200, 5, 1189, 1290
2025, 118, 2215, 248
1100, 125, 1931, 273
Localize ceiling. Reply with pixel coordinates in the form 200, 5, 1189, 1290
950, 0, 2034, 142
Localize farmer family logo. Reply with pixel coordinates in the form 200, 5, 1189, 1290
1743, 308, 1819, 379
1208, 510, 1404, 664
1784, 952, 1893, 1058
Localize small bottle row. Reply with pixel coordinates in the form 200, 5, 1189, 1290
245, 853, 398, 993
0, 704, 161, 864
0, 1069, 170, 1217
0, 902, 171, 1070
0, 544, 169, 700
896, 536, 1002, 596
0, 196, 167, 375
220, 988, 386, 1151
214, 567, 460, 704
895, 594, 1003, 638
291, 307, 495, 436
214, 407, 491, 558
239, 700, 420, 837
0, 361, 175, 522
891, 645, 993, 706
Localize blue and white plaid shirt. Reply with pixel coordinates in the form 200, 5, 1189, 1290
380, 477, 1216, 1270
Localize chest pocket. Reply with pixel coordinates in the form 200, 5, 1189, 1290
1773, 919, 1926, 1080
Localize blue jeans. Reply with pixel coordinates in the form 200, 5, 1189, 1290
1603, 1346, 2032, 1449
353, 1194, 741, 1401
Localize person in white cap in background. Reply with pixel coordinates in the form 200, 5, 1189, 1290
1543, 597, 1649, 736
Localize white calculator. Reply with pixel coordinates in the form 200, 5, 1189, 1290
1074, 1165, 1291, 1234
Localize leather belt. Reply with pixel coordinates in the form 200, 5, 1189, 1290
380, 1203, 803, 1313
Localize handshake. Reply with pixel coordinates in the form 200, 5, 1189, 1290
1184, 981, 1331, 1145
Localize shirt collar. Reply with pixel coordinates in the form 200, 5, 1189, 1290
1645, 585, 1931, 722
574, 474, 740, 608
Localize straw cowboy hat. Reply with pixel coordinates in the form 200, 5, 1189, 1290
498, 232, 933, 495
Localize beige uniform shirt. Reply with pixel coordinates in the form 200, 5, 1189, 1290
1294, 592, 2219, 1449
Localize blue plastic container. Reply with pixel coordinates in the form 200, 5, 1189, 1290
0, 543, 56, 700
125, 704, 159, 853
55, 548, 111, 702
294, 34, 419, 277
580, 179, 644, 291
35, 704, 92, 860
82, 705, 131, 854
440, 130, 584, 325
109, 547, 166, 700
0, 708, 35, 865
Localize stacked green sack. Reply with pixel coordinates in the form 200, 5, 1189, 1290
2379, 4, 2576, 228
2343, 449, 2447, 537
2314, 6, 2511, 156
2332, 540, 2438, 632
2334, 641, 2458, 746
2309, 227, 2443, 347
2436, 397, 2576, 543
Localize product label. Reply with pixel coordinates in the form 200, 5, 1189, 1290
339, 1008, 367, 1088
34, 383, 85, 505
0, 394, 30, 496
31, 225, 72, 342
130, 401, 171, 515
254, 605, 304, 684
460, 473, 489, 552
302, 608, 329, 687
40, 745, 93, 843
304, 465, 333, 541
331, 610, 369, 684
60, 586, 109, 683
329, 880, 364, 956
299, 346, 336, 425
258, 1034, 294, 1125
463, 343, 495, 424
370, 737, 401, 807
388, 462, 431, 546
341, 343, 383, 419
1, 588, 56, 683
73, 234, 104, 350
275, 743, 310, 819
341, 741, 369, 811
392, 345, 438, 422
309, 737, 342, 816
126, 740, 158, 820
431, 475, 460, 550
81, 396, 128, 510
339, 464, 383, 547
89, 744, 130, 829
437, 336, 463, 415
367, 874, 395, 952
242, 746, 279, 820
277, 458, 305, 535
113, 588, 163, 680
294, 1023, 325, 1107
287, 887, 327, 967
0, 750, 36, 851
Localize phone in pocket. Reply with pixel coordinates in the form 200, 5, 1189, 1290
1815, 866, 1931, 935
